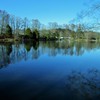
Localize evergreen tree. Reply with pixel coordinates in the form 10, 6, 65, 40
25, 28, 32, 38
33, 29, 39, 39
6, 24, 12, 37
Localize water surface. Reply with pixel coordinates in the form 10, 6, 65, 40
0, 41, 100, 100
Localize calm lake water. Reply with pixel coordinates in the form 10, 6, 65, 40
0, 41, 100, 100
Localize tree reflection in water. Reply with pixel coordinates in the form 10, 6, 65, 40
0, 43, 12, 68
0, 41, 100, 68
0, 41, 100, 100
66, 68, 100, 100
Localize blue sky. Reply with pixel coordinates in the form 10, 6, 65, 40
0, 0, 92, 24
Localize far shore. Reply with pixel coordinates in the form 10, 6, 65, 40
0, 38, 99, 43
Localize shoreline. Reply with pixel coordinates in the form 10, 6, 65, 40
0, 38, 99, 43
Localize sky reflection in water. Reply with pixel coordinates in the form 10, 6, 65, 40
0, 41, 100, 100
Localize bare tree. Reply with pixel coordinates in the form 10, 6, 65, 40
32, 19, 40, 31
15, 17, 23, 36
9, 15, 16, 34
23, 17, 29, 35
76, 0, 100, 31
0, 10, 10, 34
48, 22, 58, 30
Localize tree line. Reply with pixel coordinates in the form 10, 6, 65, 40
0, 9, 100, 41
